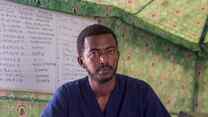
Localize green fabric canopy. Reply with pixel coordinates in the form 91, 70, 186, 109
16, 0, 208, 52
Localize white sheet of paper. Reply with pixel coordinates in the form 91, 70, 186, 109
0, 0, 97, 93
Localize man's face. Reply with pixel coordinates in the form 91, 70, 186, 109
79, 34, 119, 84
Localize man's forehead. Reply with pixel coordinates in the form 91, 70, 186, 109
84, 34, 117, 49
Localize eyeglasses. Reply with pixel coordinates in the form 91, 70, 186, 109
87, 48, 118, 60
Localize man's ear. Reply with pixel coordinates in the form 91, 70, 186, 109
77, 56, 86, 68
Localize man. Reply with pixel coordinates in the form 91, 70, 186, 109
41, 24, 171, 117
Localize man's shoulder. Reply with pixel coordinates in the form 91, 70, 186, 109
55, 76, 87, 95
60, 76, 88, 89
118, 74, 159, 101
117, 74, 151, 89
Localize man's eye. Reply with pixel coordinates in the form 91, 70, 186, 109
92, 51, 97, 55
107, 49, 115, 55
88, 51, 98, 57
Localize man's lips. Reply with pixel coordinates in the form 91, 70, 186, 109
98, 67, 112, 74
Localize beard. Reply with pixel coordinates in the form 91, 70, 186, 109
86, 64, 117, 84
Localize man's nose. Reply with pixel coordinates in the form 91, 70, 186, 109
99, 54, 108, 64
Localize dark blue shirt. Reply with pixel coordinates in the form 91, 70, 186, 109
41, 74, 171, 117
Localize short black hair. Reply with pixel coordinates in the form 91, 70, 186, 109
77, 24, 118, 56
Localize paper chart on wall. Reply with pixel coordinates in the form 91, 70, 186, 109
0, 0, 97, 93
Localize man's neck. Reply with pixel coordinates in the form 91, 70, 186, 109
88, 76, 116, 97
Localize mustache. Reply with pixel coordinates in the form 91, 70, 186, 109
96, 65, 113, 72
